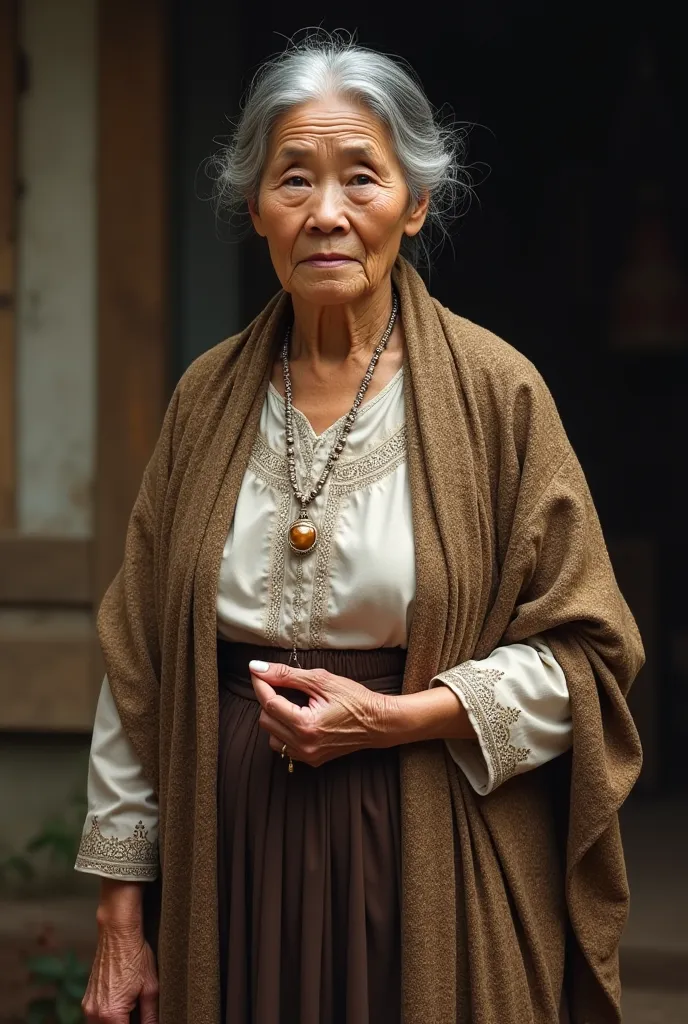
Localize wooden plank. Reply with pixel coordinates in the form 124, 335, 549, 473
0, 0, 18, 528
94, 0, 169, 606
0, 533, 91, 605
0, 615, 94, 730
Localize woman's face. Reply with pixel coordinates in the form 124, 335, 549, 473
250, 96, 428, 307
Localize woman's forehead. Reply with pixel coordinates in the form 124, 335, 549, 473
268, 99, 391, 160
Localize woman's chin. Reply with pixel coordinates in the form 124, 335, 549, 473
289, 266, 369, 306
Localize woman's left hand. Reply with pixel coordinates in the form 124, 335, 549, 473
249, 660, 399, 766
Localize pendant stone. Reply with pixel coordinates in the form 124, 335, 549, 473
288, 517, 318, 554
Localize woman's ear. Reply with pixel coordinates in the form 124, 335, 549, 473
403, 191, 430, 238
248, 197, 267, 237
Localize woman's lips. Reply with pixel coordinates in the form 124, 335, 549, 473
303, 257, 354, 268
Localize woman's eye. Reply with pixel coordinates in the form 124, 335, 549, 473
351, 174, 373, 186
284, 175, 308, 187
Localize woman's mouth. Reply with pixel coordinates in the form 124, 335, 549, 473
303, 256, 355, 268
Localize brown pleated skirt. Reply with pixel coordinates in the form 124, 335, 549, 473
217, 641, 406, 1024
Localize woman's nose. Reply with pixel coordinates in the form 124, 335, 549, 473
305, 183, 349, 234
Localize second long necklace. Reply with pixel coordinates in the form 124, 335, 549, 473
281, 292, 399, 665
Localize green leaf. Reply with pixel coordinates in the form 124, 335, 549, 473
63, 948, 89, 977
56, 991, 83, 1024
62, 949, 78, 970
28, 826, 65, 845
72, 964, 90, 985
25, 834, 53, 853
25, 825, 78, 867
70, 791, 88, 812
1, 852, 35, 880
27, 953, 68, 981
63, 975, 87, 1001
26, 997, 55, 1024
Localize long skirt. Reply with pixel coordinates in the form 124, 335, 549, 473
217, 640, 406, 1024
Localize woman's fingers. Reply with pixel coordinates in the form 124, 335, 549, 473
266, 722, 317, 765
258, 710, 292, 743
259, 707, 320, 763
251, 675, 306, 726
84, 1013, 130, 1023
268, 733, 290, 753
249, 660, 348, 766
83, 993, 134, 1022
139, 987, 159, 1024
82, 927, 157, 1024
249, 671, 277, 706
138, 942, 159, 1024
249, 660, 326, 693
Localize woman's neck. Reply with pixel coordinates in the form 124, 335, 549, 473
289, 282, 398, 370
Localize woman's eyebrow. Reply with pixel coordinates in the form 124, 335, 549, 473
275, 145, 311, 163
340, 143, 378, 162
275, 142, 379, 164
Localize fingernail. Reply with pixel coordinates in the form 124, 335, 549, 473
249, 660, 270, 672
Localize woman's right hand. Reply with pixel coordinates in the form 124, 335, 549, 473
82, 880, 159, 1024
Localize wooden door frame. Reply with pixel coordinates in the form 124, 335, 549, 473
0, 1, 169, 731
94, 0, 170, 609
0, 0, 18, 529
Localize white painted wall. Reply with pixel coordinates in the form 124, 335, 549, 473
16, 0, 96, 536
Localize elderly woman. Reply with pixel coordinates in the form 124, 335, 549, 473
77, 34, 643, 1024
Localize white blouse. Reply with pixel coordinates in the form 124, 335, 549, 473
75, 369, 572, 881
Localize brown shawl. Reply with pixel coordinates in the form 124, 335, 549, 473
98, 258, 643, 1023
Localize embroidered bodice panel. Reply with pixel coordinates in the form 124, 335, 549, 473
216, 367, 416, 650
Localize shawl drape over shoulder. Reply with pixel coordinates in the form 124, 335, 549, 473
98, 258, 643, 1024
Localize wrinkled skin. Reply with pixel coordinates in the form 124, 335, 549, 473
82, 885, 159, 1024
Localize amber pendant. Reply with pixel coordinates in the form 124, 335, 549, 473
288, 515, 318, 554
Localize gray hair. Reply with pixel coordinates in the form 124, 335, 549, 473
210, 31, 472, 266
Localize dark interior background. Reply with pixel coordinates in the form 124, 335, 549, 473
170, 1, 688, 789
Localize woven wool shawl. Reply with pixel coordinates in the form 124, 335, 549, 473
99, 258, 643, 1024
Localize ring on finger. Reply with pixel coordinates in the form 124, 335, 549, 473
279, 741, 295, 774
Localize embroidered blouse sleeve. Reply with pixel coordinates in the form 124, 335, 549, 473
74, 675, 159, 881
429, 637, 572, 795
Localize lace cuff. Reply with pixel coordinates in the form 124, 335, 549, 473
430, 639, 571, 795
75, 816, 159, 881
75, 674, 159, 881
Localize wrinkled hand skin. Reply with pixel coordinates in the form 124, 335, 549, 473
82, 923, 159, 1024
250, 661, 401, 767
